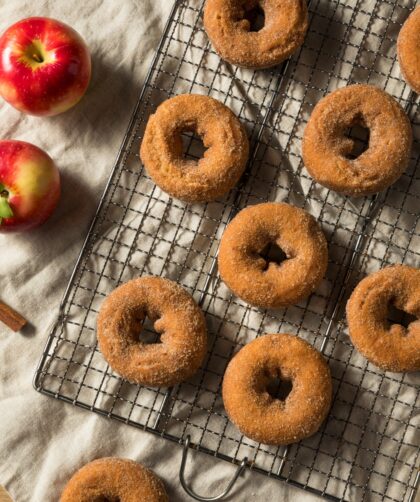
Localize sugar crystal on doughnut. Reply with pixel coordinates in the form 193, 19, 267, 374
302, 84, 412, 196
218, 202, 328, 309
140, 94, 249, 203
346, 265, 420, 372
203, 0, 309, 69
60, 457, 168, 501
222, 333, 332, 445
397, 7, 420, 94
97, 276, 207, 387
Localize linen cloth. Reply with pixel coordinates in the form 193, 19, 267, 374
0, 1, 321, 501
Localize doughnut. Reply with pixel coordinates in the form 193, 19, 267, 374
346, 265, 420, 372
222, 333, 332, 445
397, 6, 420, 94
140, 94, 249, 203
302, 84, 412, 196
203, 0, 309, 69
60, 457, 168, 502
97, 276, 207, 387
217, 202, 328, 309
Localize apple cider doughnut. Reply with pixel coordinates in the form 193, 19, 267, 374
223, 334, 332, 445
218, 202, 328, 309
60, 458, 168, 502
302, 84, 412, 196
203, 0, 309, 69
398, 6, 420, 94
97, 276, 207, 387
140, 94, 249, 203
346, 265, 420, 372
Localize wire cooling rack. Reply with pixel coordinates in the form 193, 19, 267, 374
34, 0, 420, 500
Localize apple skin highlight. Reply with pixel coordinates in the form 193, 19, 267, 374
0, 17, 91, 116
0, 140, 60, 232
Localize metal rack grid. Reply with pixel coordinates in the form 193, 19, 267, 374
34, 0, 420, 500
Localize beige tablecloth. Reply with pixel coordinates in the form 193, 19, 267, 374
0, 1, 322, 500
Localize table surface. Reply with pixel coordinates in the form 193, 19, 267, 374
0, 1, 323, 501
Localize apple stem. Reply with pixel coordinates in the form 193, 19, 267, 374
32, 53, 43, 63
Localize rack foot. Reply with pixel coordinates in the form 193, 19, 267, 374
179, 436, 247, 501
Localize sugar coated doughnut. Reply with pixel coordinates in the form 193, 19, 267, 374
223, 334, 332, 445
60, 458, 168, 502
302, 84, 412, 196
203, 0, 308, 69
97, 276, 207, 387
140, 94, 249, 203
398, 7, 420, 94
218, 202, 328, 309
346, 265, 420, 372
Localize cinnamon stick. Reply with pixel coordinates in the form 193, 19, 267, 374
0, 300, 27, 332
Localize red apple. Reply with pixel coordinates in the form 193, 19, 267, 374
0, 17, 91, 116
0, 140, 60, 232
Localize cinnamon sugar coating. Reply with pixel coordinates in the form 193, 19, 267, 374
222, 334, 332, 445
398, 6, 420, 94
346, 265, 420, 372
302, 84, 412, 196
218, 202, 328, 309
60, 458, 168, 502
140, 94, 249, 203
97, 276, 207, 387
203, 0, 308, 69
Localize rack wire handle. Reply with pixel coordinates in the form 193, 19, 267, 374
179, 436, 248, 501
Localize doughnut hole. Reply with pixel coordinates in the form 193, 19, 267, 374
181, 127, 207, 163
140, 314, 164, 344
255, 365, 294, 401
387, 300, 418, 332
266, 374, 293, 401
94, 497, 120, 502
241, 2, 265, 32
343, 115, 370, 160
258, 241, 288, 271
127, 309, 163, 345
